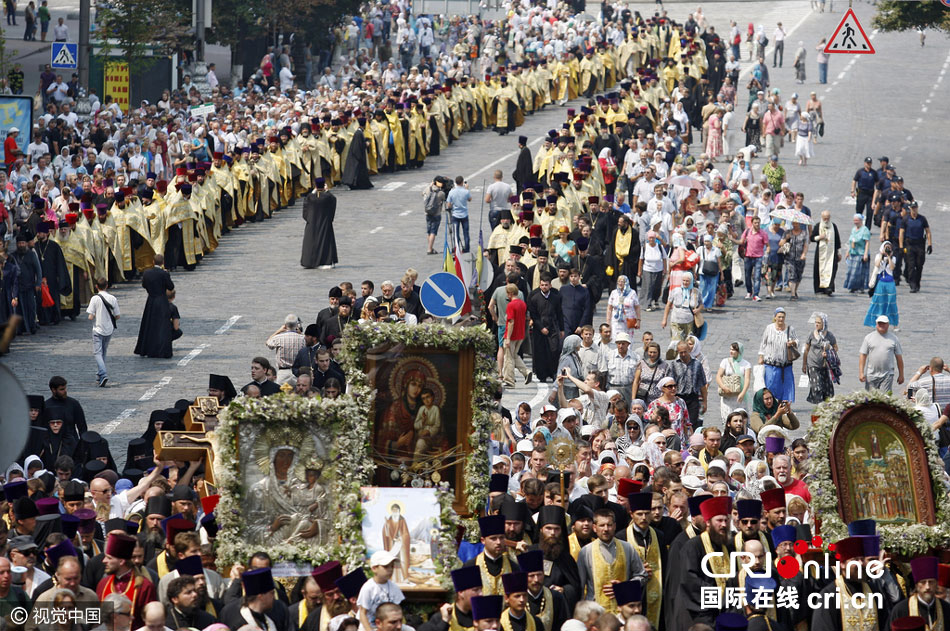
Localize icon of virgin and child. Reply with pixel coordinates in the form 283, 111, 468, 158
374, 356, 452, 471
244, 428, 333, 546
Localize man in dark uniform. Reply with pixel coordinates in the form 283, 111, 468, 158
418, 566, 482, 631
851, 157, 879, 222
12, 230, 41, 334
517, 550, 568, 631
899, 201, 932, 293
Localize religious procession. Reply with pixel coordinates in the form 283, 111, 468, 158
1, 0, 947, 631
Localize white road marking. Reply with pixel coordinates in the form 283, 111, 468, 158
812, 196, 829, 204
101, 408, 137, 435
737, 10, 811, 83
837, 72, 846, 80
177, 344, 209, 367
409, 183, 427, 191
370, 226, 384, 234
380, 181, 405, 192
900, 146, 907, 152
466, 136, 544, 181
917, 118, 924, 124
215, 315, 242, 335
399, 210, 412, 216
833, 81, 839, 86
139, 376, 173, 401
936, 202, 950, 213
529, 382, 550, 408
841, 196, 854, 205
922, 107, 928, 113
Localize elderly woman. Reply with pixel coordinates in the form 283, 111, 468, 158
717, 341, 753, 422
704, 106, 725, 161
646, 376, 691, 442
795, 112, 815, 166
844, 213, 871, 292
661, 271, 701, 343
802, 312, 840, 404
758, 307, 799, 402
782, 220, 809, 300
742, 102, 763, 151
598, 147, 618, 197
557, 335, 583, 400
606, 274, 640, 339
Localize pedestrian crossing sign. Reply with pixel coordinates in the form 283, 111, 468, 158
51, 42, 79, 69
824, 8, 875, 54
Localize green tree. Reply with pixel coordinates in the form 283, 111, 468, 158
0, 29, 18, 79
95, 0, 192, 72
872, 0, 950, 34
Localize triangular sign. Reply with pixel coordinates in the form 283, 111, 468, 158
824, 8, 875, 54
52, 46, 76, 66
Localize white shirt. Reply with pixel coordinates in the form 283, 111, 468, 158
279, 67, 294, 92
53, 23, 68, 40
773, 26, 786, 42
206, 69, 219, 89
47, 81, 68, 102
27, 141, 49, 163
356, 579, 405, 628
86, 291, 119, 336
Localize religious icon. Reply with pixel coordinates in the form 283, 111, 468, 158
830, 403, 938, 527
240, 424, 333, 547
366, 344, 474, 512
361, 487, 442, 588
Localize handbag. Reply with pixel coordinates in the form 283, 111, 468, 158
778, 240, 791, 256
637, 364, 660, 399
701, 260, 720, 276
718, 373, 742, 397
40, 281, 54, 308
786, 328, 801, 362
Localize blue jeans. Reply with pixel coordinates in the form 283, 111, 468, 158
93, 332, 111, 381
452, 216, 470, 252
744, 256, 763, 297
818, 62, 828, 83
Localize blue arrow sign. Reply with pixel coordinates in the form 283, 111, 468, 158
420, 272, 467, 318
51, 43, 78, 69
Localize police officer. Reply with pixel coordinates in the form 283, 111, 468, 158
851, 156, 879, 221
899, 201, 932, 293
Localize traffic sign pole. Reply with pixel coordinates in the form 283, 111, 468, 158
79, 0, 89, 91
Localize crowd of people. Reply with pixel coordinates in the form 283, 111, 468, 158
0, 1, 946, 631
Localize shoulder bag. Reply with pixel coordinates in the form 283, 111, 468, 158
786, 327, 801, 363
700, 247, 720, 276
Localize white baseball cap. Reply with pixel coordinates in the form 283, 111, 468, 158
540, 404, 557, 414
624, 445, 646, 462
370, 549, 397, 567
876, 315, 889, 324
517, 439, 534, 454
492, 455, 511, 467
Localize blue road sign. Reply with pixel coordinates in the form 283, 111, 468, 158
420, 272, 467, 318
51, 43, 78, 69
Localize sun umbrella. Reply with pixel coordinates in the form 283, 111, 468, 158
665, 175, 705, 191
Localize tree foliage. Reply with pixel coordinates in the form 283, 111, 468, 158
95, 0, 192, 72
208, 0, 360, 49
872, 0, 950, 34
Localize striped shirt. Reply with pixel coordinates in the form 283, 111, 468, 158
758, 324, 798, 366
266, 330, 307, 369
607, 350, 638, 387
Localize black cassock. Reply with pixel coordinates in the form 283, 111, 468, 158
300, 191, 338, 268
527, 288, 563, 382
670, 530, 732, 630
342, 128, 373, 190
810, 578, 886, 631
134, 267, 174, 358
513, 146, 533, 193
35, 237, 70, 325
604, 224, 641, 290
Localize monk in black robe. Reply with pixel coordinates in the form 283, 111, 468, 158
513, 136, 533, 194
342, 125, 373, 190
134, 256, 174, 358
527, 278, 563, 382
300, 178, 338, 269
34, 222, 70, 325
605, 215, 640, 291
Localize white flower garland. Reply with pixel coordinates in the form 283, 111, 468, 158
806, 389, 950, 555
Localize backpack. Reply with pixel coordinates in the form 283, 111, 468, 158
423, 188, 443, 217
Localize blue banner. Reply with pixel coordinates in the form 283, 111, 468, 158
0, 96, 33, 164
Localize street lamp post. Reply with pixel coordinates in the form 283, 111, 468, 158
78, 0, 90, 92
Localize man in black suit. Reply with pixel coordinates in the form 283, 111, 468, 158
243, 357, 281, 396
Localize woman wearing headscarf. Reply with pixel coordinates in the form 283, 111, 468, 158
704, 106, 725, 161
844, 213, 871, 292
757, 307, 799, 402
686, 335, 711, 382
717, 341, 752, 423
557, 335, 583, 399
811, 210, 841, 295
864, 241, 900, 327
742, 102, 763, 151
782, 220, 809, 300
802, 312, 840, 404
661, 271, 700, 343
750, 387, 800, 432
793, 41, 806, 83
606, 274, 640, 339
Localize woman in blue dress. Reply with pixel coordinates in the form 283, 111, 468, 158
864, 241, 899, 327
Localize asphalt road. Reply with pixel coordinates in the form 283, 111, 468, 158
5, 0, 950, 463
